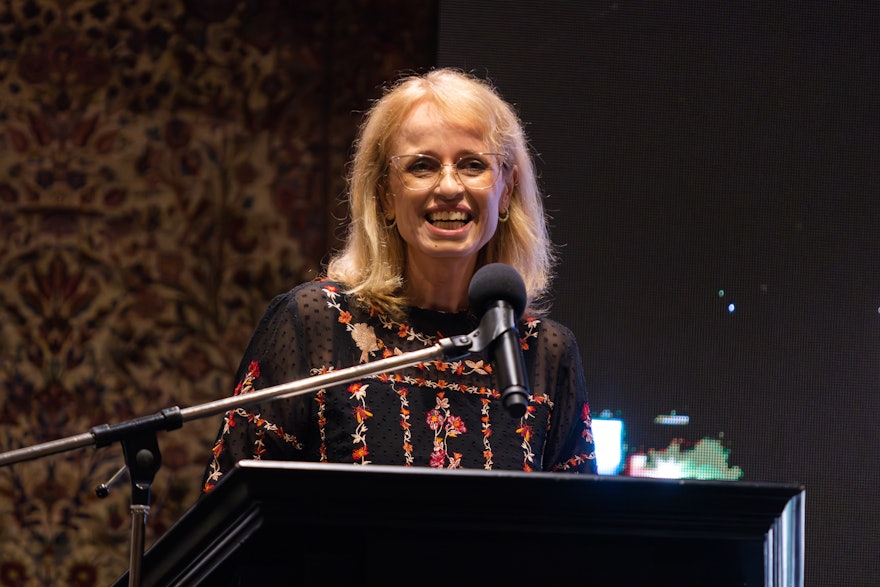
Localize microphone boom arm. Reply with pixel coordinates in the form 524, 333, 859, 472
0, 332, 477, 587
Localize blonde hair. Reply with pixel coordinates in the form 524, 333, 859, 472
327, 68, 555, 316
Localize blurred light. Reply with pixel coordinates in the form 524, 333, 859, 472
592, 416, 624, 475
654, 412, 690, 425
728, 303, 735, 313
717, 289, 725, 298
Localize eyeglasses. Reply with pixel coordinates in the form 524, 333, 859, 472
389, 153, 506, 191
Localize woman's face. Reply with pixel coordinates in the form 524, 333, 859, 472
384, 101, 513, 278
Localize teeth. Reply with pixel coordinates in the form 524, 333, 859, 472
427, 210, 469, 222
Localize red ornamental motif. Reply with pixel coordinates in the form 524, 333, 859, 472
581, 402, 591, 421
446, 415, 467, 435
426, 409, 444, 431
354, 405, 373, 423
430, 449, 446, 468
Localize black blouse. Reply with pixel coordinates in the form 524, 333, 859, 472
203, 280, 596, 492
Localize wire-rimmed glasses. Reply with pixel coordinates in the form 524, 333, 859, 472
389, 153, 506, 191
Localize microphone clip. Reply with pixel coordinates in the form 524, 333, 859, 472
437, 302, 518, 357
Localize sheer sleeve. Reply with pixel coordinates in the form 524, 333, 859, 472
201, 283, 337, 492
530, 319, 597, 474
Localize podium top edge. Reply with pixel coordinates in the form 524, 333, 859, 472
234, 459, 806, 492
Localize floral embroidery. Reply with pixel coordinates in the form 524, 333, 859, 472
348, 382, 372, 464
315, 389, 328, 462
315, 285, 589, 473
520, 393, 551, 471
479, 397, 494, 469
581, 401, 594, 445
426, 392, 468, 469
550, 401, 596, 472
396, 385, 414, 465
202, 359, 302, 492
380, 312, 436, 345
204, 360, 266, 491
233, 360, 260, 396
351, 322, 380, 363
325, 285, 383, 362
521, 317, 540, 350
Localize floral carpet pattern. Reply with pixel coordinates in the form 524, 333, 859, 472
0, 1, 435, 584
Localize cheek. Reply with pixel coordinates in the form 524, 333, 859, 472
481, 186, 507, 216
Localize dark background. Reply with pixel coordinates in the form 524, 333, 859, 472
439, 2, 878, 586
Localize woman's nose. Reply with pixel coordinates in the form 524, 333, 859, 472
436, 164, 464, 194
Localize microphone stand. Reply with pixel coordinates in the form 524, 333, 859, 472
0, 307, 516, 587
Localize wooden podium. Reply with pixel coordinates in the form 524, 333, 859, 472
114, 461, 804, 586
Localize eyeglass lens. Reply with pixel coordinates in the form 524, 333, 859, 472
393, 154, 502, 190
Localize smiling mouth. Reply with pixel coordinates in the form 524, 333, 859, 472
426, 210, 472, 229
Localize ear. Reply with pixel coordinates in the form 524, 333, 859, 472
378, 182, 396, 222
500, 164, 517, 213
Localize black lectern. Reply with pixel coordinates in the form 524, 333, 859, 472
113, 461, 804, 586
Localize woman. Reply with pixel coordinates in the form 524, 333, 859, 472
202, 69, 596, 492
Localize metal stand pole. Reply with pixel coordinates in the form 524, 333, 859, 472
119, 431, 163, 587
129, 504, 149, 587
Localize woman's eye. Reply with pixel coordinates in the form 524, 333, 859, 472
408, 158, 439, 174
458, 158, 489, 175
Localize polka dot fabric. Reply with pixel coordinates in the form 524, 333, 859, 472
202, 280, 597, 492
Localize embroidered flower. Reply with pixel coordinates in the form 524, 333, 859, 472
426, 408, 444, 431
446, 415, 467, 436
348, 382, 368, 399
353, 405, 373, 423
351, 322, 379, 363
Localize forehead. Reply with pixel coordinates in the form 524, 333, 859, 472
392, 101, 491, 152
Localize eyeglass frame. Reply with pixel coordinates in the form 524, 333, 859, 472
388, 152, 509, 191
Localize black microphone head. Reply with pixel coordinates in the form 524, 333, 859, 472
468, 263, 527, 319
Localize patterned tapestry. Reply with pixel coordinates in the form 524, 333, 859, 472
0, 1, 435, 584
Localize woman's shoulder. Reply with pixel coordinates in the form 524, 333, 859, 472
278, 278, 348, 306
255, 279, 350, 322
524, 314, 576, 340
522, 314, 581, 356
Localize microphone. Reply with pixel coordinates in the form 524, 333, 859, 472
468, 263, 530, 418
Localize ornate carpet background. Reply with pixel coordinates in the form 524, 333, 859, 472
0, 1, 435, 584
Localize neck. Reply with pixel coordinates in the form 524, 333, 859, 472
404, 257, 477, 313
